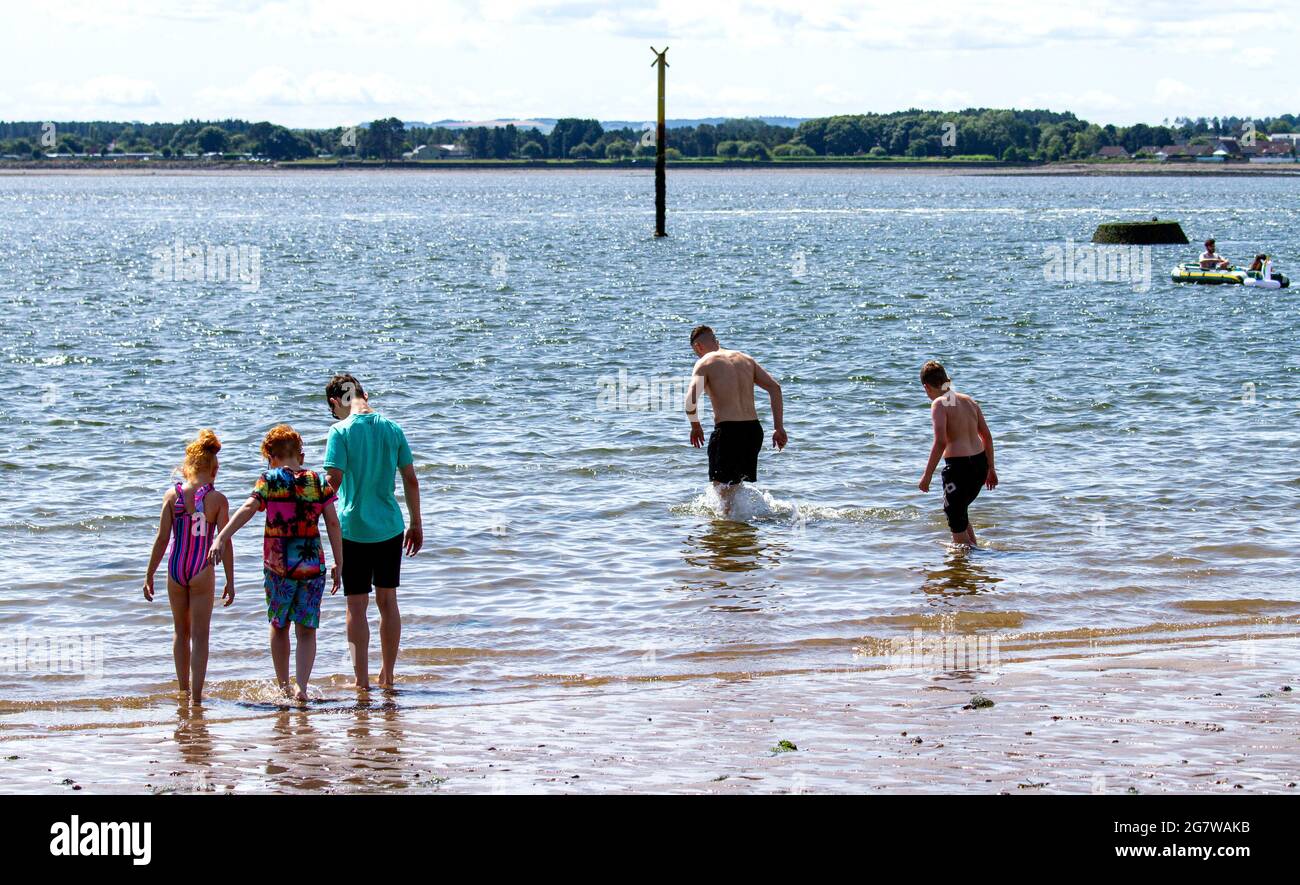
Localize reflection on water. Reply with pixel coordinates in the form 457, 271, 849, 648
919, 547, 1004, 597
173, 703, 213, 777
343, 701, 409, 791
269, 709, 326, 791
683, 520, 784, 573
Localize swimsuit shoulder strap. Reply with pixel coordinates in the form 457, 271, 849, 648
173, 482, 187, 513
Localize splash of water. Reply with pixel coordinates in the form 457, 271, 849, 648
674, 483, 915, 525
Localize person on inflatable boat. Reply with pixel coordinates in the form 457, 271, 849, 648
1199, 238, 1231, 270
1244, 253, 1282, 289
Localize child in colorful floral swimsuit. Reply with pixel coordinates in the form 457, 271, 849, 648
212, 425, 343, 701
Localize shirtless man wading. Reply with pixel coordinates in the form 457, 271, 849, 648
684, 325, 787, 516
917, 360, 998, 546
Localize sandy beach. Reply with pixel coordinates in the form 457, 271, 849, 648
2, 625, 1295, 795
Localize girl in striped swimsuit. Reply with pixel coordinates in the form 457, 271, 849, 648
144, 429, 235, 703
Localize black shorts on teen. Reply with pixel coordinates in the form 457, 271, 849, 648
342, 533, 404, 595
707, 420, 764, 485
940, 451, 988, 534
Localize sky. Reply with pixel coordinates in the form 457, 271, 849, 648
2, 0, 1297, 128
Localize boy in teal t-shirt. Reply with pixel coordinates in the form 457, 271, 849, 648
324, 374, 422, 690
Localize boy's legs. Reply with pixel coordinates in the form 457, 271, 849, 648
941, 456, 984, 547
713, 482, 737, 517
269, 624, 291, 694
265, 570, 297, 694
165, 579, 192, 693
345, 594, 371, 690
941, 463, 974, 547
709, 421, 761, 520
187, 569, 216, 702
343, 533, 403, 688
375, 587, 400, 687
294, 624, 316, 701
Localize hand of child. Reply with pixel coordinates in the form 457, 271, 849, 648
207, 543, 223, 569
330, 564, 341, 595
918, 475, 931, 493
143, 573, 155, 602
222, 582, 236, 607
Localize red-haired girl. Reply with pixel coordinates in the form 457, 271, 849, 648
144, 429, 234, 704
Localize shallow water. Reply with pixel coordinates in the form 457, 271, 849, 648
0, 169, 1296, 791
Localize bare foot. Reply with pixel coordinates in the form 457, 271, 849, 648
351, 682, 372, 692
377, 674, 395, 690
192, 694, 204, 706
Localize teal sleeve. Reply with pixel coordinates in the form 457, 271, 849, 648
396, 425, 413, 469
323, 426, 346, 471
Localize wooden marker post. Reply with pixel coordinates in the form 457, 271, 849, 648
651, 46, 669, 237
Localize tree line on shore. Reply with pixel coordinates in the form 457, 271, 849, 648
3, 109, 1296, 162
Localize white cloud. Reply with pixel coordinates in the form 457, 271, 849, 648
196, 69, 430, 108
1237, 46, 1278, 69
672, 82, 783, 116
1154, 78, 1196, 105
912, 89, 974, 110
5, 1, 1300, 125
1016, 90, 1130, 115
32, 76, 161, 108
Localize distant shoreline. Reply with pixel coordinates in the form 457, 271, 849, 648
4, 159, 1299, 177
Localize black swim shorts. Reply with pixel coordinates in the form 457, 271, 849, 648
707, 420, 764, 485
341, 533, 404, 595
940, 451, 988, 534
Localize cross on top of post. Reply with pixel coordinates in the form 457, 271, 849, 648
651, 46, 669, 66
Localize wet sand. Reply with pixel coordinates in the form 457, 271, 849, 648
2, 633, 1295, 794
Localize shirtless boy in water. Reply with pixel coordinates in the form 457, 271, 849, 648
685, 326, 787, 516
917, 360, 998, 545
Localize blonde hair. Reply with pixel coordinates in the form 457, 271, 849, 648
182, 429, 221, 480
261, 424, 304, 463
